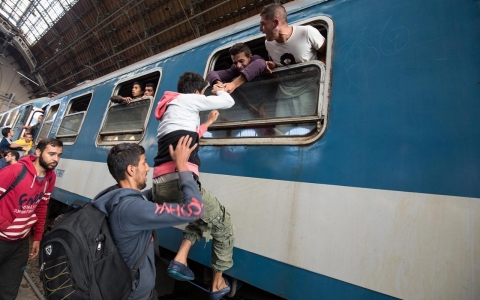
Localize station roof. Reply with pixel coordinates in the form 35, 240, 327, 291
0, 0, 78, 45
0, 0, 290, 100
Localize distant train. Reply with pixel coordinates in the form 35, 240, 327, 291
2, 0, 479, 299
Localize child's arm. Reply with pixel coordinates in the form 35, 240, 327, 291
179, 89, 234, 112
197, 110, 219, 137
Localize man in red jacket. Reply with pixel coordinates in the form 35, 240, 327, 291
0, 138, 63, 300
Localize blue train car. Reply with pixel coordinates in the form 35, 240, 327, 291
20, 0, 480, 299
0, 97, 49, 141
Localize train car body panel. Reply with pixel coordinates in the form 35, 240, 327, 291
52, 158, 479, 299
17, 0, 480, 299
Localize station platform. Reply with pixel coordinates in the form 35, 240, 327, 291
16, 251, 283, 300
17, 276, 39, 300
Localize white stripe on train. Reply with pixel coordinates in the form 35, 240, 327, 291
53, 158, 480, 300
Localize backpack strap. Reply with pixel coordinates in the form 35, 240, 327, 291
130, 234, 153, 283
0, 164, 27, 201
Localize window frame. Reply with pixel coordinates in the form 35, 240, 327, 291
55, 92, 93, 145
0, 112, 8, 127
5, 108, 19, 127
35, 101, 61, 143
11, 109, 22, 129
201, 16, 334, 146
95, 69, 161, 146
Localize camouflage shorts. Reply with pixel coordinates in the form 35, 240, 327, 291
153, 178, 234, 273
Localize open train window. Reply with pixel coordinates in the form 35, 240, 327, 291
97, 70, 160, 145
11, 109, 22, 129
27, 111, 43, 127
56, 94, 92, 144
202, 17, 333, 145
0, 113, 7, 127
37, 104, 59, 142
6, 108, 19, 127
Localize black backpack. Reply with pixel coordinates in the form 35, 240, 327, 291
39, 200, 150, 300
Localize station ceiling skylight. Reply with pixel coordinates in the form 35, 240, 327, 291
0, 0, 79, 45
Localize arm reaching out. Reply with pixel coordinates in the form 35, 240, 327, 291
110, 95, 132, 104
197, 110, 219, 137
205, 110, 219, 127
121, 136, 204, 230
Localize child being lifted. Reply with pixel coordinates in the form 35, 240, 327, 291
152, 71, 235, 300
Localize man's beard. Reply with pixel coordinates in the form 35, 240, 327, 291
137, 181, 147, 190
39, 153, 57, 170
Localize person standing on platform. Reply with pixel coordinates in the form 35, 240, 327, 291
0, 138, 63, 300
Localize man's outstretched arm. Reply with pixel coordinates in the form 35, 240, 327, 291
125, 136, 205, 230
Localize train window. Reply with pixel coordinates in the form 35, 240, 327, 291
0, 113, 9, 127
28, 111, 43, 127
56, 94, 92, 144
113, 71, 160, 101
202, 17, 332, 145
11, 109, 22, 129
37, 104, 59, 142
6, 109, 19, 127
97, 70, 160, 145
98, 98, 151, 143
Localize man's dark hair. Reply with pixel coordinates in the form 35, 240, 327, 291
24, 132, 33, 138
7, 150, 19, 161
107, 143, 145, 182
229, 43, 252, 57
145, 83, 156, 89
133, 82, 144, 91
1, 127, 11, 137
260, 3, 287, 22
177, 72, 207, 94
37, 138, 63, 152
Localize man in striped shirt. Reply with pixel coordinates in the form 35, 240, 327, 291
0, 138, 63, 300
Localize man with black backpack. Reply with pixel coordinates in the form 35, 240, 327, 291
0, 138, 63, 300
92, 136, 204, 300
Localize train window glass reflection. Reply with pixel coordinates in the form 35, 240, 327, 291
37, 104, 59, 142
202, 18, 331, 144
201, 62, 324, 138
56, 94, 92, 144
6, 109, 19, 127
11, 109, 22, 129
0, 113, 6, 127
98, 99, 151, 143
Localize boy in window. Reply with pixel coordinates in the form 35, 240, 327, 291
144, 83, 156, 97
206, 43, 266, 94
153, 72, 236, 300
110, 82, 145, 104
